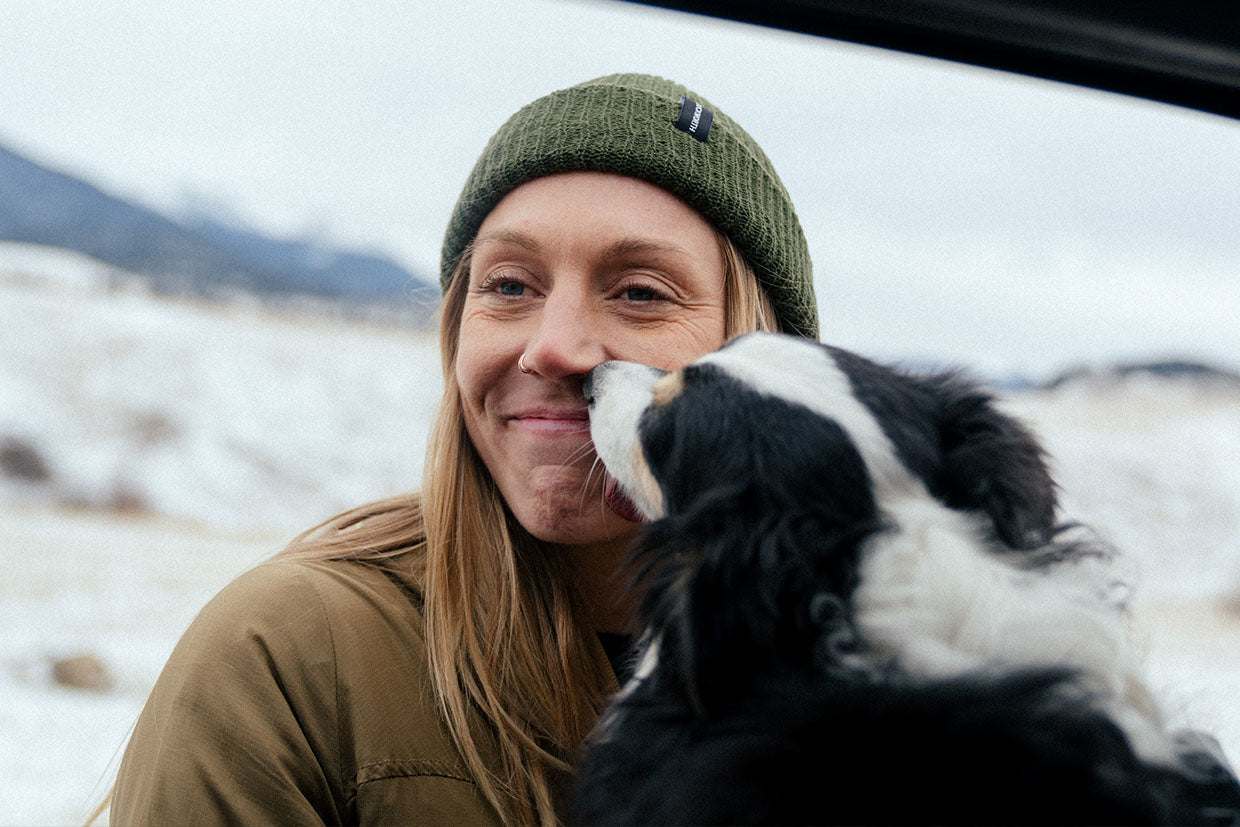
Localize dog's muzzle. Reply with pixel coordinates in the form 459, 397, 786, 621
586, 361, 668, 522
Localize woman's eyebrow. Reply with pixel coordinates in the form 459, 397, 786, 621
603, 238, 692, 260
472, 228, 542, 252
471, 232, 692, 260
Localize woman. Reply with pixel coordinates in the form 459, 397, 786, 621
110, 73, 818, 825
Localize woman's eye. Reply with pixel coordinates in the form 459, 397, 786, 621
497, 281, 525, 296
624, 286, 659, 302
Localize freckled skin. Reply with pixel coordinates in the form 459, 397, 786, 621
455, 171, 728, 565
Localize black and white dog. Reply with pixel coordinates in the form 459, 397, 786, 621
576, 332, 1240, 825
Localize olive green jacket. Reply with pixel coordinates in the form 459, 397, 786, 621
112, 555, 616, 825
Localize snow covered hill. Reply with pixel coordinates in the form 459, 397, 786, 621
0, 145, 435, 314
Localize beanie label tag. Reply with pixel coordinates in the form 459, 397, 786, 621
674, 96, 713, 142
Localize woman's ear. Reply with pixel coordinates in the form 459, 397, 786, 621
932, 379, 1059, 550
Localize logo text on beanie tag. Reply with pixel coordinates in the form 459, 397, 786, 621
675, 96, 713, 142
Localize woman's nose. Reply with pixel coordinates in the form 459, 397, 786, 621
520, 291, 607, 380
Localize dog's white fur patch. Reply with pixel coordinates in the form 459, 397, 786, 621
852, 496, 1166, 758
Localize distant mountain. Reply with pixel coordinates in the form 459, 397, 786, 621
1041, 360, 1240, 390
0, 142, 436, 320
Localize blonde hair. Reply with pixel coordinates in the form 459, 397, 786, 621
279, 232, 779, 825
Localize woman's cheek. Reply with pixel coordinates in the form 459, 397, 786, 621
618, 318, 727, 372
456, 310, 513, 388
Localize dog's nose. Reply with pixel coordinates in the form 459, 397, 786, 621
585, 361, 668, 406
583, 363, 610, 406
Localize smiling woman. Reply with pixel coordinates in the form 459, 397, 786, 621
459, 173, 730, 554
108, 73, 814, 826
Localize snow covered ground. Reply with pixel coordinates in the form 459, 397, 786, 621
2, 244, 1239, 824
0, 243, 440, 534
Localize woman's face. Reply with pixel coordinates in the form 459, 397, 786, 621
457, 171, 728, 550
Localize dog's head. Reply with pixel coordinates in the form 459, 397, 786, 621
585, 332, 1058, 692
588, 332, 1057, 545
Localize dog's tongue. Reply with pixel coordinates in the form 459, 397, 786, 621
603, 473, 644, 523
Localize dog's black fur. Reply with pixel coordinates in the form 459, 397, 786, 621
574, 333, 1240, 826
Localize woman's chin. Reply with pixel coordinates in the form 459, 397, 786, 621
524, 509, 638, 548
494, 465, 637, 548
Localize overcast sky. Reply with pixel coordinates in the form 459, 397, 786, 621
3, 0, 1239, 377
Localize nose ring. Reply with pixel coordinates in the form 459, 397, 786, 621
518, 353, 534, 374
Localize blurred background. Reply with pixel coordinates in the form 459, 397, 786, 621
2, 0, 1238, 823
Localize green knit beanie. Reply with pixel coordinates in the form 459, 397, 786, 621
439, 73, 818, 339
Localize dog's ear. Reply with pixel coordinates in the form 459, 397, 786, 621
931, 377, 1058, 549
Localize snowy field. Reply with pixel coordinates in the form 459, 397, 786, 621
2, 244, 1239, 825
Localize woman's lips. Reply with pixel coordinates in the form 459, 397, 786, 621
509, 408, 591, 434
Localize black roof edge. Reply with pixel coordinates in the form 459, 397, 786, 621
622, 0, 1240, 120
